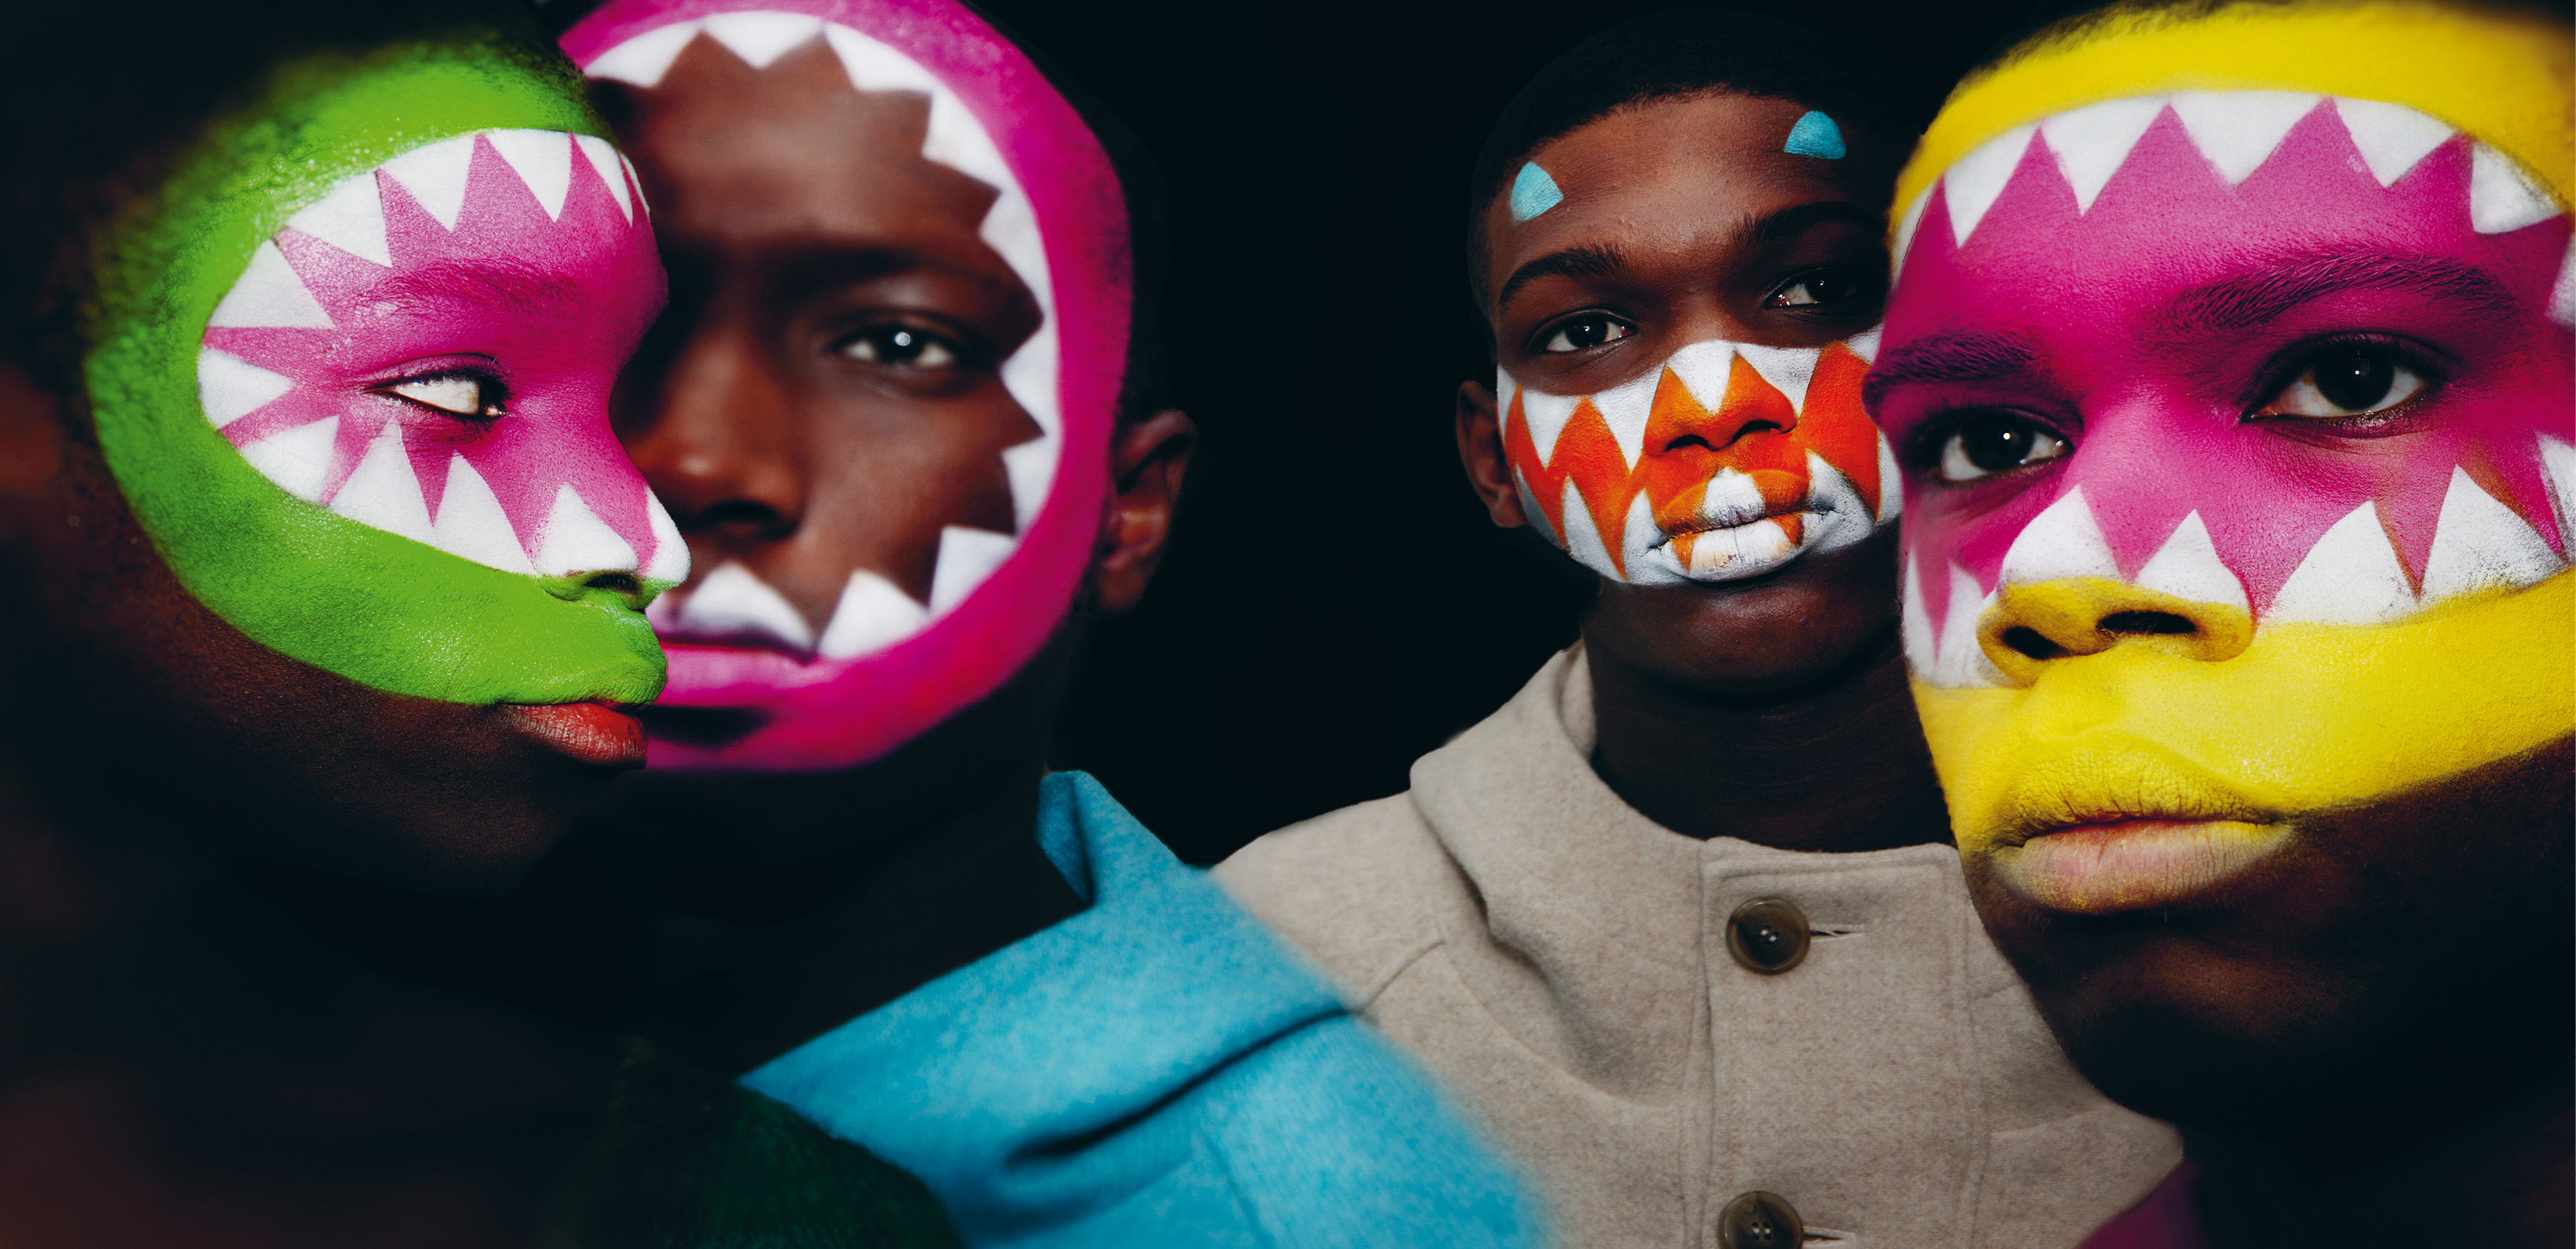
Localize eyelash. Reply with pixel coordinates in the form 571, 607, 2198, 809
2243, 331, 2447, 422
375, 369, 507, 421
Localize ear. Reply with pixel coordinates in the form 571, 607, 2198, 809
1455, 379, 1527, 528
0, 361, 65, 512
1090, 408, 1195, 616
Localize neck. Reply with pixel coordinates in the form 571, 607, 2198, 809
2190, 1063, 2574, 1248
0, 772, 609, 1249
587, 632, 1088, 1075
1582, 626, 1950, 851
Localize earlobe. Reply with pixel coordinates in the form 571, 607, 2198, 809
1455, 379, 1527, 528
1089, 408, 1195, 616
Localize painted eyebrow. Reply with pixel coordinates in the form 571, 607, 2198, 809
2165, 250, 2518, 333
1861, 331, 2040, 411
372, 261, 573, 313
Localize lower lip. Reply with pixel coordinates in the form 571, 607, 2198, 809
1991, 820, 2292, 914
499, 702, 648, 768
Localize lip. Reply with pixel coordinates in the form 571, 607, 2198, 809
1655, 506, 1821, 546
498, 702, 647, 768
1989, 818, 2293, 914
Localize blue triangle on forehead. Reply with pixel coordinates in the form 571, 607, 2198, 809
1784, 110, 1847, 160
1509, 161, 1564, 221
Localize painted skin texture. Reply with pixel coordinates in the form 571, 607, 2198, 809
1872, 1, 2573, 922
91, 42, 675, 708
563, 0, 1127, 772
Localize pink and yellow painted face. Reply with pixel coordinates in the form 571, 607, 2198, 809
560, 0, 1127, 772
1872, 2, 2573, 913
1499, 329, 1898, 584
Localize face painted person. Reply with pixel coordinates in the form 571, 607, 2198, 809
1869, 2, 2573, 1243
0, 0, 690, 1243
544, 1, 1538, 1243
1215, 13, 2180, 1247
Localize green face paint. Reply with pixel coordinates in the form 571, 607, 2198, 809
85, 35, 682, 706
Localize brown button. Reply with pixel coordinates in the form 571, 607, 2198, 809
1726, 897, 1810, 973
1717, 1190, 1804, 1249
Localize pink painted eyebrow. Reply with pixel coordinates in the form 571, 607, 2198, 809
2164, 249, 2519, 335
1861, 330, 2039, 412
366, 261, 585, 315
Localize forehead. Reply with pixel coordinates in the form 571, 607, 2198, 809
1490, 93, 1864, 269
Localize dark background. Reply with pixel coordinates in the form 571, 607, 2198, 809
979, 1, 2046, 863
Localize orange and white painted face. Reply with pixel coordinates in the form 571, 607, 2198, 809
1497, 327, 1899, 584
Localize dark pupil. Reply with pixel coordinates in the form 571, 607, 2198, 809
1959, 417, 2041, 472
2311, 351, 2394, 412
1563, 317, 1612, 349
1801, 273, 1849, 302
880, 328, 922, 361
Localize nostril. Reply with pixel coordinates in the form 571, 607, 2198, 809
584, 571, 642, 599
2100, 610, 2196, 636
2000, 626, 2067, 661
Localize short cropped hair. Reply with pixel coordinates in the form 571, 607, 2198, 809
1465, 9, 1907, 313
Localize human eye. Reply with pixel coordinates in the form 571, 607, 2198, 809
1764, 266, 1878, 309
1537, 312, 1635, 354
1926, 411, 2070, 483
378, 371, 505, 421
835, 323, 963, 370
2250, 335, 2439, 423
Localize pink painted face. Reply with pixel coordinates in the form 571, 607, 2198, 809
201, 131, 684, 587
1873, 93, 2574, 684
561, 1, 1129, 771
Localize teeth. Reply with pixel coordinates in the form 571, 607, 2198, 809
284, 170, 391, 266
208, 241, 333, 329
1944, 122, 2038, 247
382, 134, 477, 231
2334, 97, 2453, 187
432, 455, 535, 575
1517, 385, 1582, 465
1844, 325, 1882, 365
701, 10, 825, 68
1874, 430, 1903, 524
2169, 92, 2319, 186
929, 525, 1017, 613
2041, 96, 2167, 210
999, 313, 1058, 441
2131, 511, 2248, 610
1938, 563, 2003, 688
2470, 143, 2560, 235
1664, 340, 1737, 410
2541, 436, 2576, 551
1556, 476, 1618, 579
197, 349, 292, 428
2268, 501, 2415, 625
824, 23, 942, 95
1891, 189, 1931, 276
1996, 487, 2120, 585
534, 484, 639, 577
488, 129, 573, 220
235, 415, 337, 503
328, 423, 435, 545
1698, 468, 1767, 528
1001, 436, 1056, 531
642, 490, 690, 584
586, 20, 703, 87
1901, 555, 1941, 677
2418, 466, 2563, 602
1512, 467, 1557, 547
1589, 369, 1659, 471
1734, 343, 1821, 413
816, 569, 931, 660
573, 135, 635, 223
679, 561, 812, 650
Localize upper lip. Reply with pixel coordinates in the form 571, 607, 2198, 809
1656, 503, 1818, 543
1984, 749, 2278, 848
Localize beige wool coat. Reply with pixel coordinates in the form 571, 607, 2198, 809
1214, 647, 2181, 1249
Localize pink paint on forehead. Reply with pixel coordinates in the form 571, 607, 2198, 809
207, 133, 673, 575
563, 0, 1131, 771
1885, 98, 2573, 632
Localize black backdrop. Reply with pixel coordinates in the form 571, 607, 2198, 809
972, 1, 2045, 863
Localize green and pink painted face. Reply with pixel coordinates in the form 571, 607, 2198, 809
88, 41, 682, 707
1874, 93, 2574, 687
563, 0, 1131, 771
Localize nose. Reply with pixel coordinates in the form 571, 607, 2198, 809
619, 317, 805, 552
1977, 576, 2254, 685
1653, 350, 1801, 458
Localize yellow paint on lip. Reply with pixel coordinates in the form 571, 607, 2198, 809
1918, 572, 2574, 854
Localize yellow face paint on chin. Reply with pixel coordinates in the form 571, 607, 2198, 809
1916, 570, 2575, 853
